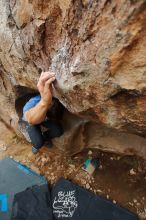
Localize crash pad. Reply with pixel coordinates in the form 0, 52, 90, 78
11, 184, 53, 220
51, 178, 138, 220
0, 157, 47, 220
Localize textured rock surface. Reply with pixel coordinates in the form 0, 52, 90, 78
0, 0, 146, 158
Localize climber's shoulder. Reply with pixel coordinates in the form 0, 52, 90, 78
23, 95, 41, 114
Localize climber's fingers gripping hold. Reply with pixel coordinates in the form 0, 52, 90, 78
38, 71, 56, 105
37, 71, 55, 93
44, 76, 56, 89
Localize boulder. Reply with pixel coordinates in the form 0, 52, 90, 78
0, 0, 146, 158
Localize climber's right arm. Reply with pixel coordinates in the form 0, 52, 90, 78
25, 71, 56, 125
25, 100, 50, 125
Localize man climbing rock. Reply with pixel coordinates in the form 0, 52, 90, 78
23, 71, 64, 154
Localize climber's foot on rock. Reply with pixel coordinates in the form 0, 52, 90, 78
32, 146, 39, 154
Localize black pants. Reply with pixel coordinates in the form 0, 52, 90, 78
25, 120, 63, 150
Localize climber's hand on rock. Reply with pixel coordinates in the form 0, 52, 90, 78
37, 71, 56, 106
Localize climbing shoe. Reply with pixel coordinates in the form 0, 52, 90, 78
45, 139, 53, 148
32, 146, 39, 154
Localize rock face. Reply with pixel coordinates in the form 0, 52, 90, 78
0, 0, 146, 158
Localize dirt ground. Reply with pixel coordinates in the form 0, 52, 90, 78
0, 120, 146, 219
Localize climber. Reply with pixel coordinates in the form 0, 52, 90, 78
22, 71, 64, 154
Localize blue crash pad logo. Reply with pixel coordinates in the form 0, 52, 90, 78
0, 194, 8, 212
